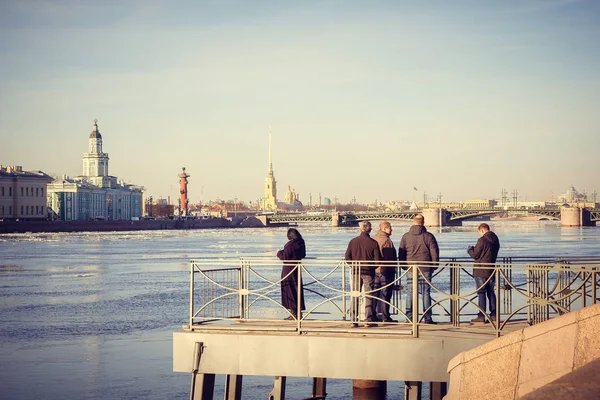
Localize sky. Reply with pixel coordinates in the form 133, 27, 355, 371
1, 0, 599, 205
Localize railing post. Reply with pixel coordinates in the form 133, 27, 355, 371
593, 269, 598, 305
342, 261, 347, 321
190, 261, 194, 328
495, 267, 500, 337
449, 259, 460, 326
412, 265, 419, 338
238, 260, 242, 319
526, 261, 532, 325
297, 263, 302, 331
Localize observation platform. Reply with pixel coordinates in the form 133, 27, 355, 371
174, 256, 600, 399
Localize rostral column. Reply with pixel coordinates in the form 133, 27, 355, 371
178, 167, 190, 216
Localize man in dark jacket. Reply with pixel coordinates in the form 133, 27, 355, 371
398, 214, 439, 324
467, 223, 500, 323
345, 221, 382, 326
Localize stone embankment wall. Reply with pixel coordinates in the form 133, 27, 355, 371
0, 218, 235, 234
445, 303, 600, 399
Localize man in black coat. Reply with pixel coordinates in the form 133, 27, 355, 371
345, 221, 382, 326
398, 214, 439, 324
468, 223, 500, 323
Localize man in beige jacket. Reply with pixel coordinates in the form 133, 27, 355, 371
372, 221, 398, 322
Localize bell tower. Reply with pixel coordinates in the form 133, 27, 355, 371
82, 119, 110, 178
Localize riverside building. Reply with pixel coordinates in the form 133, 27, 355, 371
0, 165, 53, 221
47, 120, 143, 221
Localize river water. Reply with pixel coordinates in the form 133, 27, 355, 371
1, 221, 599, 399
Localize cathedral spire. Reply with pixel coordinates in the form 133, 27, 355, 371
263, 126, 277, 211
268, 126, 273, 174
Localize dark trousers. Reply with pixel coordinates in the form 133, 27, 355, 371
374, 272, 395, 320
406, 270, 433, 322
474, 276, 496, 316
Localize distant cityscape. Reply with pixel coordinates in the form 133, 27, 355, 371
0, 121, 597, 221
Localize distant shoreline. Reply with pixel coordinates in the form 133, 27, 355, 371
0, 218, 261, 234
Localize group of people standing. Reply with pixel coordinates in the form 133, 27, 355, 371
276, 215, 500, 326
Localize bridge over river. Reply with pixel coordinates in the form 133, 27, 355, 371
265, 206, 599, 227
173, 256, 600, 399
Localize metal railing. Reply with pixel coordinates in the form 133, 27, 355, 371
188, 256, 600, 337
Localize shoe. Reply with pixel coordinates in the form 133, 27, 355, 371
423, 320, 438, 325
470, 316, 487, 323
284, 315, 296, 320
363, 318, 378, 327
489, 314, 497, 321
351, 323, 359, 328
382, 318, 397, 323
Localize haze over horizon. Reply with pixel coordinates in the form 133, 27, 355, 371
1, 1, 599, 204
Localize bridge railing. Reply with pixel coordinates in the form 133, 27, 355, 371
188, 256, 600, 337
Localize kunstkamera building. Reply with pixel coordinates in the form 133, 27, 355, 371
47, 120, 143, 221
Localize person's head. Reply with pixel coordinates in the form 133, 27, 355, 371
379, 220, 392, 235
414, 214, 425, 226
478, 223, 490, 236
287, 228, 303, 241
359, 221, 372, 234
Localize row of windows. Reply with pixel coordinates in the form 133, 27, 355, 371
0, 186, 45, 197
0, 205, 46, 216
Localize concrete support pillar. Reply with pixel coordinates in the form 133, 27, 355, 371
561, 207, 593, 226
352, 380, 386, 399
429, 381, 447, 400
312, 377, 327, 399
191, 373, 215, 400
404, 381, 422, 400
257, 215, 269, 227
332, 212, 340, 227
224, 374, 243, 400
422, 209, 441, 227
268, 376, 286, 400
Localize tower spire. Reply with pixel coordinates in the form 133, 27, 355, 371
268, 126, 273, 174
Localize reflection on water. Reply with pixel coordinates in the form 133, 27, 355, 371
0, 222, 598, 399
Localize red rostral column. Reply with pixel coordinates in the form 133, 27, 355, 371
178, 167, 190, 216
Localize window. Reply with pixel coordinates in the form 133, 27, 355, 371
26, 187, 29, 196
36, 206, 39, 215
1, 205, 3, 215
9, 187, 12, 196
21, 205, 24, 215
36, 188, 39, 197
30, 206, 34, 215
21, 187, 23, 196
41, 188, 44, 196
9, 206, 12, 215
1, 187, 4, 196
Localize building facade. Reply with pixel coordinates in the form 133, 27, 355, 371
46, 121, 143, 221
463, 199, 498, 209
0, 165, 53, 220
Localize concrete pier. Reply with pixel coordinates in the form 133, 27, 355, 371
175, 324, 494, 399
560, 206, 595, 227
421, 208, 460, 227
331, 212, 340, 227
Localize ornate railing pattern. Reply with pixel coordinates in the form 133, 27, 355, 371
188, 256, 600, 337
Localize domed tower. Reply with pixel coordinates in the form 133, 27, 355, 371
82, 119, 109, 178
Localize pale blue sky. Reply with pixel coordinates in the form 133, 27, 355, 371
1, 0, 599, 204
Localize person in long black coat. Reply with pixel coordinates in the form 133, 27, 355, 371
277, 228, 306, 320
